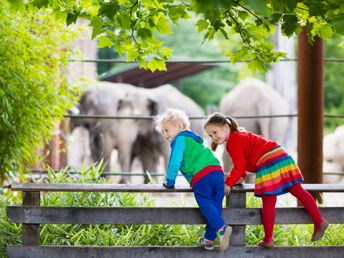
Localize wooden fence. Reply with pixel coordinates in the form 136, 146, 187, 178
6, 183, 344, 258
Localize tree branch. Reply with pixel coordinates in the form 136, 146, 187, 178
225, 10, 253, 48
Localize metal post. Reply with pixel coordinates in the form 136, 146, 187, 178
297, 27, 324, 202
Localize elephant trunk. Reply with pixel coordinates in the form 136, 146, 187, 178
116, 120, 138, 183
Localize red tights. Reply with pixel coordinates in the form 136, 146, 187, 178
261, 182, 322, 240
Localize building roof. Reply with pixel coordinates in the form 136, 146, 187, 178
98, 62, 216, 88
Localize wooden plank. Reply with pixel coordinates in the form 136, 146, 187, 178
22, 192, 40, 246
226, 192, 246, 246
7, 206, 344, 225
8, 183, 344, 193
7, 245, 344, 258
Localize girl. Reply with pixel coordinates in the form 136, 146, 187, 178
156, 109, 232, 251
204, 113, 328, 248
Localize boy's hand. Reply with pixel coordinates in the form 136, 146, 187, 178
163, 182, 174, 189
225, 184, 231, 196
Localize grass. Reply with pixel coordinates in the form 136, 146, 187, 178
1, 162, 343, 257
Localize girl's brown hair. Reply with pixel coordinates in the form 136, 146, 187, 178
204, 113, 240, 151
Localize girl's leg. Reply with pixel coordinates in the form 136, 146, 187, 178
287, 182, 328, 241
261, 194, 277, 241
287, 182, 322, 223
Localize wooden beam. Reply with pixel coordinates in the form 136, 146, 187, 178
7, 206, 344, 225
226, 192, 246, 246
22, 192, 40, 246
297, 27, 324, 202
7, 246, 344, 258
8, 183, 344, 193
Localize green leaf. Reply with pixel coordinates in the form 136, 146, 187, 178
168, 5, 191, 24
204, 27, 215, 40
220, 28, 228, 39
161, 47, 172, 59
126, 47, 139, 62
97, 35, 113, 48
196, 19, 209, 32
242, 0, 269, 17
137, 56, 147, 69
238, 10, 249, 21
147, 57, 166, 72
248, 57, 264, 72
137, 28, 153, 40
117, 12, 131, 30
89, 16, 103, 39
332, 14, 344, 35
66, 13, 78, 26
319, 24, 333, 39
8, 0, 26, 12
279, 0, 298, 11
156, 16, 172, 34
213, 20, 224, 31
32, 0, 49, 8
282, 15, 299, 37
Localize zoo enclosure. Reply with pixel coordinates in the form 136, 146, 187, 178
35, 113, 344, 177
6, 183, 344, 257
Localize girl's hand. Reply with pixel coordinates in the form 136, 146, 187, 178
224, 184, 231, 196
236, 177, 245, 185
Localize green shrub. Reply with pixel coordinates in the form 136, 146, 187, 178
0, 0, 83, 184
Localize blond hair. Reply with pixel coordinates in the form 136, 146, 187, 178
155, 108, 190, 132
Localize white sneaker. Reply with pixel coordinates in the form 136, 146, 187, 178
218, 225, 232, 251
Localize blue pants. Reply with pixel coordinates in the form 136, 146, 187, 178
193, 170, 225, 241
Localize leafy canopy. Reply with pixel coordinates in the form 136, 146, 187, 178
9, 0, 344, 72
0, 0, 83, 184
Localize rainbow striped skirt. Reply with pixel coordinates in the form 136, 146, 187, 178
254, 146, 303, 197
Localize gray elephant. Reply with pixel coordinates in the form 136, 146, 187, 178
220, 78, 289, 176
69, 81, 137, 172
116, 84, 205, 183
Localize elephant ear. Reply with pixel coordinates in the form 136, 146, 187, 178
148, 98, 158, 116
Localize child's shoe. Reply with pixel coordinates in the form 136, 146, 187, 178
257, 237, 274, 248
311, 218, 329, 242
218, 225, 232, 251
198, 237, 214, 251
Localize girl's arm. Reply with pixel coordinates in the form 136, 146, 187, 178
165, 136, 185, 187
225, 143, 247, 187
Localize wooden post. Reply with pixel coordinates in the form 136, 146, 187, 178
226, 192, 246, 246
297, 27, 324, 202
22, 191, 40, 245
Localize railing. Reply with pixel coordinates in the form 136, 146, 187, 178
6, 183, 344, 257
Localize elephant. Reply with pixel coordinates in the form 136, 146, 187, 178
324, 125, 344, 172
116, 84, 205, 183
69, 81, 137, 172
219, 78, 289, 179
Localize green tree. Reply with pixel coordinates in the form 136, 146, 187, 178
9, 0, 344, 72
0, 1, 83, 184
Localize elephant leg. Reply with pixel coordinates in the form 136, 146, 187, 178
222, 151, 233, 173
138, 147, 158, 184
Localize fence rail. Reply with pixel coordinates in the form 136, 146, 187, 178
6, 183, 344, 258
65, 113, 344, 120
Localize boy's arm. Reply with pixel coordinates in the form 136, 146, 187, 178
165, 136, 186, 187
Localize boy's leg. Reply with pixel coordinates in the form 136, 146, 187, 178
193, 173, 226, 241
